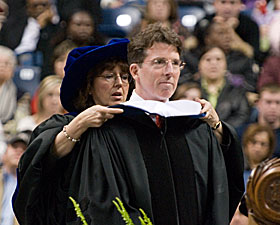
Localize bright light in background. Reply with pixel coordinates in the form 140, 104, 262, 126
181, 15, 197, 28
116, 14, 132, 27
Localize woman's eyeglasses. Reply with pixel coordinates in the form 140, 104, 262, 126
97, 73, 132, 85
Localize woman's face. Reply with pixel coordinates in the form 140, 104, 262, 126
67, 12, 94, 44
147, 0, 171, 22
198, 47, 227, 81
42, 84, 63, 115
54, 52, 69, 78
91, 65, 130, 106
245, 131, 271, 166
179, 88, 201, 101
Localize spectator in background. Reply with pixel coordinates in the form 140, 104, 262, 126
242, 123, 275, 186
0, 130, 31, 225
0, 0, 8, 31
0, 0, 59, 81
17, 75, 64, 132
172, 81, 202, 101
51, 40, 77, 78
257, 14, 280, 89
1, 0, 58, 55
0, 46, 17, 124
52, 9, 104, 49
29, 41, 76, 115
45, 9, 105, 79
0, 121, 6, 162
128, 0, 193, 50
100, 0, 129, 8
0, 0, 27, 49
236, 83, 280, 158
56, 0, 102, 25
197, 46, 251, 128
195, 0, 260, 63
230, 123, 275, 225
181, 21, 259, 93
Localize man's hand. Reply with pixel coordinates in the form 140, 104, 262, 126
36, 7, 54, 28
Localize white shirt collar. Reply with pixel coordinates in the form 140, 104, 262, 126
123, 90, 202, 117
128, 90, 169, 103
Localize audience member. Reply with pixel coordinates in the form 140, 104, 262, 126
17, 75, 64, 132
0, 0, 27, 49
100, 0, 130, 8
2, 0, 58, 54
236, 83, 280, 158
172, 81, 202, 101
195, 0, 260, 62
45, 9, 105, 79
128, 0, 193, 50
52, 9, 104, 48
0, 46, 17, 124
0, 0, 8, 31
182, 21, 259, 92
230, 123, 275, 225
257, 14, 280, 89
55, 0, 102, 25
0, 120, 6, 161
52, 40, 77, 78
197, 46, 251, 128
0, 131, 31, 225
242, 123, 275, 186
0, 0, 60, 82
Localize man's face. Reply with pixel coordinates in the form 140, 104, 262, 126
205, 23, 232, 52
214, 0, 242, 20
257, 91, 280, 124
26, 0, 50, 18
130, 42, 181, 102
3, 142, 27, 169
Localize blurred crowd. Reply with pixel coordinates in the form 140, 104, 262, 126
0, 0, 280, 224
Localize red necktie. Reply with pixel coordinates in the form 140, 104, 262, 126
155, 115, 163, 129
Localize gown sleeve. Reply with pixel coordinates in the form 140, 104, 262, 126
12, 114, 75, 225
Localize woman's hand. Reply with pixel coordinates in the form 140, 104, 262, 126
196, 98, 220, 128
52, 105, 123, 158
196, 98, 223, 143
77, 105, 124, 130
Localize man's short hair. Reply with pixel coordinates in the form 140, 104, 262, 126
259, 83, 280, 96
127, 23, 182, 65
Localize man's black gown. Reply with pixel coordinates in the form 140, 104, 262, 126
12, 106, 244, 225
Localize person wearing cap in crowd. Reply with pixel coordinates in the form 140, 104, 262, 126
0, 131, 31, 225
13, 24, 243, 225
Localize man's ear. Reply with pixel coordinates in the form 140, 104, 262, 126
130, 63, 140, 80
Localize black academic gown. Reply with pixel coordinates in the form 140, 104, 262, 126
13, 105, 244, 225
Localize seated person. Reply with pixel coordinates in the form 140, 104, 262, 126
182, 21, 259, 93
196, 45, 251, 128
242, 123, 275, 188
194, 0, 260, 62
172, 81, 202, 101
17, 75, 64, 132
0, 45, 17, 124
257, 14, 280, 90
0, 130, 31, 225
